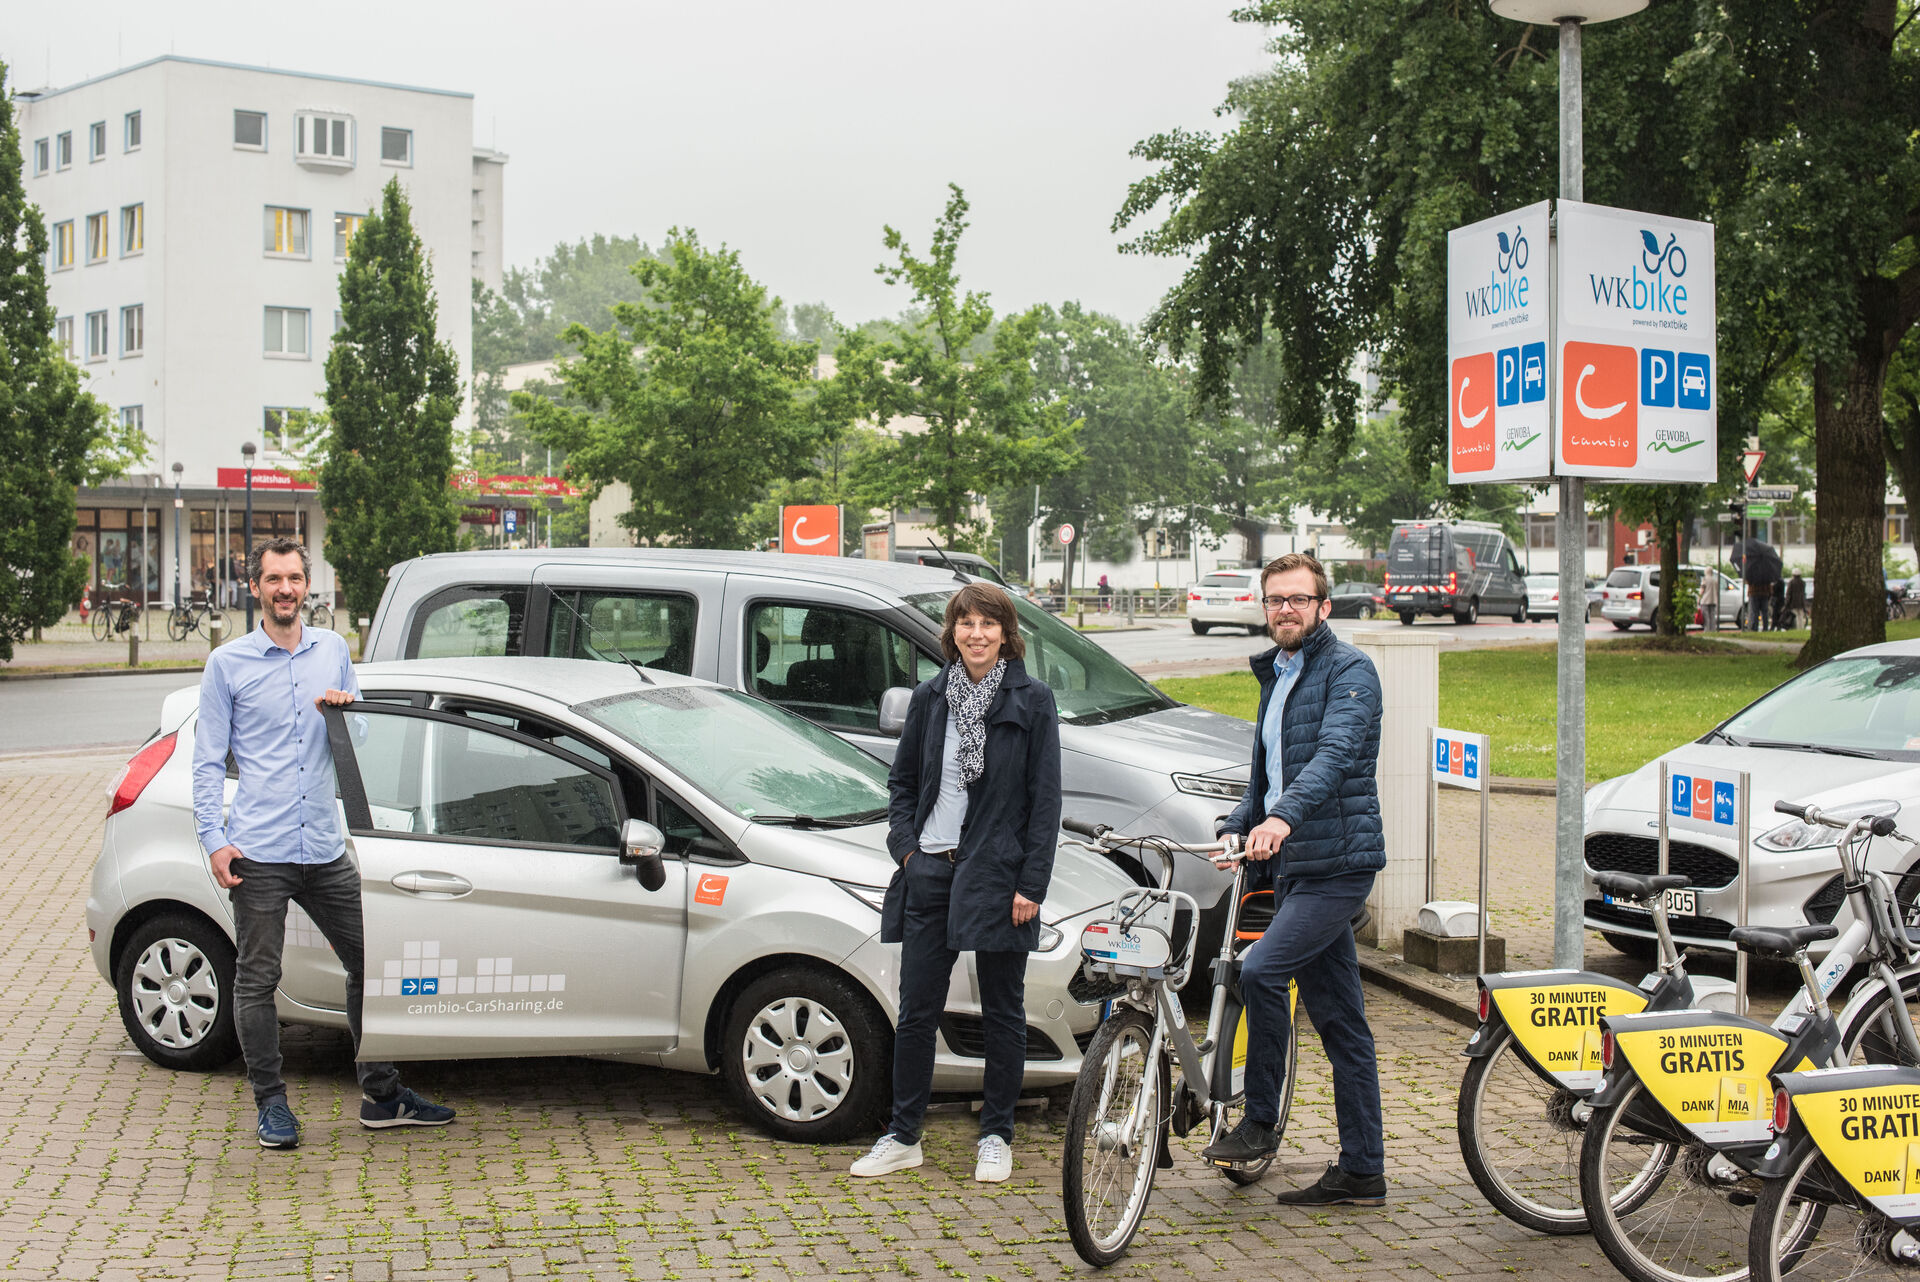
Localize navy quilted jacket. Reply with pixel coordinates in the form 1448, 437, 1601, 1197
1218, 622, 1385, 883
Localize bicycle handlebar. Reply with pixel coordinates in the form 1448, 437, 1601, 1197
1774, 800, 1809, 820
1062, 817, 1109, 840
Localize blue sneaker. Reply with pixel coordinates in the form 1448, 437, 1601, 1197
257, 1097, 300, 1149
359, 1086, 456, 1129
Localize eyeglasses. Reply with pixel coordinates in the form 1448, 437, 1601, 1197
1262, 594, 1324, 612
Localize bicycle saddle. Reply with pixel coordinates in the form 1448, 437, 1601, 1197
1729, 923, 1839, 957
1594, 871, 1690, 902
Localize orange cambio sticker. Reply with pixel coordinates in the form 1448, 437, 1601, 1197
694, 874, 729, 906
1450, 352, 1495, 473
1562, 341, 1638, 466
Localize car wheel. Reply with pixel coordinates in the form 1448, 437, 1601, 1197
114, 913, 241, 1071
1398, 611, 1415, 626
1598, 932, 1658, 963
1247, 624, 1264, 636
1453, 598, 1479, 625
721, 967, 889, 1143
1610, 621, 1632, 631
1191, 620, 1210, 635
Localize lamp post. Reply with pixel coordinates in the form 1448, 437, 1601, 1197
1489, 0, 1647, 969
241, 441, 257, 634
171, 462, 184, 611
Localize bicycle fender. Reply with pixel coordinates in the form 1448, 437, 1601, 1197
1770, 1064, 1920, 1219
1604, 1009, 1809, 1146
1467, 969, 1649, 1092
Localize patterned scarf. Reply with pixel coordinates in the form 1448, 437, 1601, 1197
944, 658, 1008, 786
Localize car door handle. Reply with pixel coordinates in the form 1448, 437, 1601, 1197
391, 871, 473, 898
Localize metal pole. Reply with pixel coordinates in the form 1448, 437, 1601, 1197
1478, 741, 1491, 976
244, 465, 255, 633
1736, 770, 1751, 1016
1427, 726, 1439, 904
172, 473, 182, 612
140, 494, 149, 639
1553, 15, 1589, 970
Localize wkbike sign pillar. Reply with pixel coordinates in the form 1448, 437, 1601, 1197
1447, 201, 1553, 484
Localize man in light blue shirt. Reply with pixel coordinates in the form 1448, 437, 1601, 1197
193, 538, 454, 1149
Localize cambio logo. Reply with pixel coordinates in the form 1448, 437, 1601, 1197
1587, 227, 1692, 316
1463, 225, 1530, 319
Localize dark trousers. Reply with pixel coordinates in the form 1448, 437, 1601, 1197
1239, 869, 1384, 1177
889, 854, 1029, 1144
228, 854, 400, 1107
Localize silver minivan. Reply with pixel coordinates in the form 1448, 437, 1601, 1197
364, 550, 1255, 947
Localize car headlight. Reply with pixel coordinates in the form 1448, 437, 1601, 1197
1172, 772, 1246, 800
1755, 800, 1901, 853
834, 881, 888, 914
1036, 925, 1063, 952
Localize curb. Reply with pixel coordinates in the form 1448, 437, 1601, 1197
1355, 944, 1478, 1028
0, 665, 204, 682
1490, 775, 1558, 797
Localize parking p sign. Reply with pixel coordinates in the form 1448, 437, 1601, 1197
1431, 727, 1489, 792
1665, 762, 1742, 837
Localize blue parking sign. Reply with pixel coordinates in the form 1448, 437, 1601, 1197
1678, 353, 1711, 411
1435, 738, 1450, 772
1713, 781, 1736, 826
1671, 773, 1692, 817
1641, 348, 1676, 409
1520, 342, 1546, 403
1497, 347, 1522, 407
1463, 743, 1480, 780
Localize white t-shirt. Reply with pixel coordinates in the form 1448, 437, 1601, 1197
917, 716, 969, 854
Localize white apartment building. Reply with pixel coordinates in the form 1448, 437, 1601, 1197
17, 55, 503, 609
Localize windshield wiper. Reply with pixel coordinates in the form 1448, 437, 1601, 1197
1744, 739, 1883, 759
1698, 728, 1740, 746
752, 810, 887, 829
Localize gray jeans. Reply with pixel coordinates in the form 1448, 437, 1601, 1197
228, 854, 400, 1107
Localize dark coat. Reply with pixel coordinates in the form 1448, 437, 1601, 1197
1219, 621, 1386, 885
880, 657, 1062, 952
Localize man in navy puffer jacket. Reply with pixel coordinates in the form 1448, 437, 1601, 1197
1200, 552, 1388, 1206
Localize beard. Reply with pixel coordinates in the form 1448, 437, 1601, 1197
1268, 610, 1323, 652
266, 594, 302, 625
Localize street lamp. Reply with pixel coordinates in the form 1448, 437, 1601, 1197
171, 462, 184, 612
241, 441, 256, 634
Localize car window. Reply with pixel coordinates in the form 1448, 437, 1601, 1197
546, 590, 695, 675
745, 602, 933, 731
1722, 656, 1920, 759
1503, 548, 1522, 575
409, 586, 528, 659
1388, 527, 1447, 572
345, 711, 622, 851
1199, 574, 1252, 589
1605, 569, 1639, 588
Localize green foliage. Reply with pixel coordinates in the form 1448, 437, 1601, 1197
840, 186, 1081, 550
319, 178, 464, 619
0, 62, 129, 658
519, 229, 822, 549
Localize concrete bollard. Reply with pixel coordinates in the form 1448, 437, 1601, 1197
128, 632, 140, 668
207, 615, 225, 650
1351, 631, 1442, 951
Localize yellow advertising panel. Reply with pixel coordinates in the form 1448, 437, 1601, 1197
1491, 976, 1649, 1091
1791, 1079, 1920, 1219
1612, 1017, 1801, 1144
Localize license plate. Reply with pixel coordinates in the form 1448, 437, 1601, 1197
1207, 596, 1231, 605
1602, 888, 1696, 915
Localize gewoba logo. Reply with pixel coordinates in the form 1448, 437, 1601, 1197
1588, 228, 1692, 317
1463, 225, 1530, 319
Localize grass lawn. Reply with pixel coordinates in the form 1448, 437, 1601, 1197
1155, 639, 1797, 782
1722, 618, 1920, 645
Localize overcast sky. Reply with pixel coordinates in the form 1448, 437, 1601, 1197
4, 0, 1273, 327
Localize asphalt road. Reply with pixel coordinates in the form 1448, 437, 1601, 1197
0, 671, 195, 755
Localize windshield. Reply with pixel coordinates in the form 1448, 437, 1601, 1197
576, 685, 891, 822
1526, 575, 1557, 589
1199, 574, 1253, 589
904, 590, 1176, 725
1720, 656, 1920, 760
1605, 569, 1639, 588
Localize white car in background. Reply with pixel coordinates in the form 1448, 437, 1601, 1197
1187, 570, 1265, 635
85, 659, 1138, 1143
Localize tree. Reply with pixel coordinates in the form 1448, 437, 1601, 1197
841, 186, 1081, 550
520, 229, 821, 549
0, 61, 138, 660
319, 178, 464, 620
1887, 332, 1920, 572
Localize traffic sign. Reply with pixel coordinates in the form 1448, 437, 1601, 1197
503, 509, 518, 535
1746, 485, 1797, 502
1058, 523, 1076, 546
1446, 201, 1552, 484
1746, 503, 1775, 521
781, 504, 842, 557
1742, 450, 1766, 484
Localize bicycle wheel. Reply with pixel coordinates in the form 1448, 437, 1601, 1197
1204, 990, 1290, 1186
90, 604, 111, 642
1838, 971, 1920, 1068
1063, 1008, 1167, 1267
308, 603, 333, 631
1457, 1027, 1592, 1234
1582, 1078, 1754, 1282
1748, 1138, 1884, 1282
166, 608, 190, 643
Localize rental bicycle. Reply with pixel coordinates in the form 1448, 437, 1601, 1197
1458, 870, 1738, 1234
89, 587, 140, 641
1057, 818, 1296, 1267
302, 594, 333, 631
165, 594, 226, 642
1578, 797, 1920, 1282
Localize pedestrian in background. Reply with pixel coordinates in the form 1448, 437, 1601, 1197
1786, 572, 1808, 629
1699, 567, 1720, 632
852, 582, 1062, 1185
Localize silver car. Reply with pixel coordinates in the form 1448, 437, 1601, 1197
1599, 564, 1746, 630
1186, 570, 1265, 635
86, 659, 1139, 1142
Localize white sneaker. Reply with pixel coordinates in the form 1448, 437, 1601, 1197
850, 1133, 923, 1177
975, 1134, 1013, 1183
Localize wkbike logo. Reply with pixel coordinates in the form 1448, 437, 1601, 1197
1587, 228, 1693, 317
1464, 225, 1531, 319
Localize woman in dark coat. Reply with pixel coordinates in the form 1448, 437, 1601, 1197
850, 582, 1062, 1184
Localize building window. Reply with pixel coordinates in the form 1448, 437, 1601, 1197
121, 204, 144, 255
332, 310, 344, 335
56, 317, 74, 359
86, 212, 109, 263
33, 138, 49, 174
51, 220, 74, 270
121, 406, 143, 438
234, 110, 267, 149
121, 305, 144, 357
125, 111, 142, 151
56, 131, 72, 169
89, 121, 107, 161
263, 407, 316, 455
264, 207, 309, 257
380, 127, 412, 166
296, 112, 353, 165
264, 307, 310, 358
85, 311, 109, 361
333, 212, 365, 259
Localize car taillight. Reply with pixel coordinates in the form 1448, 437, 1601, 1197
1477, 986, 1491, 1022
108, 732, 176, 817
1188, 591, 1202, 601
1234, 593, 1252, 602
1628, 590, 1643, 600
1448, 571, 1458, 595
1550, 593, 1559, 603
1772, 1087, 1792, 1134
1383, 571, 1392, 589
1600, 1029, 1616, 1069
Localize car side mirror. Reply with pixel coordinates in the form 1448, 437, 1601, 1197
878, 686, 912, 737
620, 818, 668, 891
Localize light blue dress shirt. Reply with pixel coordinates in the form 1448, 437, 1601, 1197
192, 624, 360, 863
918, 715, 968, 854
1260, 647, 1305, 816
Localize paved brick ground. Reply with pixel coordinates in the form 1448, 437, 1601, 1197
1, 753, 1620, 1280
